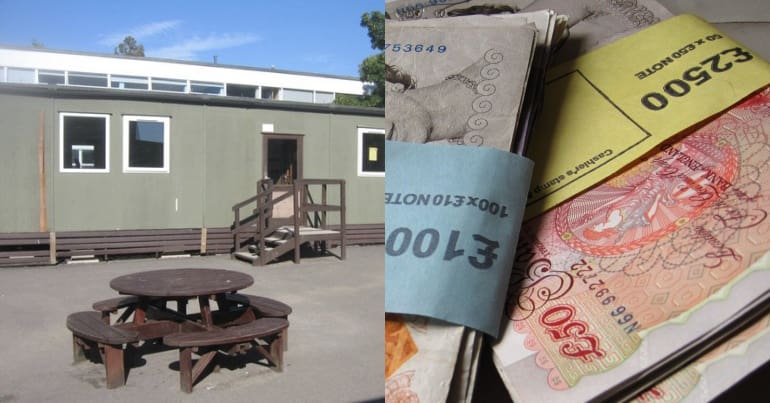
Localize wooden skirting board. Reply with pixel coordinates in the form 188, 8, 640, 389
0, 223, 383, 267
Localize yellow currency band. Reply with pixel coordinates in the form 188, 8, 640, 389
525, 14, 770, 219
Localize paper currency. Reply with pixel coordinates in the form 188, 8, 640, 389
386, 0, 532, 20
385, 15, 538, 150
632, 313, 770, 402
385, 314, 483, 402
384, 142, 533, 403
384, 11, 552, 403
522, 0, 674, 64
384, 140, 533, 403
385, 141, 532, 337
524, 14, 770, 218
386, 2, 566, 154
386, 0, 672, 63
492, 87, 770, 402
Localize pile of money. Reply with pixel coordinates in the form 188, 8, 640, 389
385, 4, 566, 402
384, 1, 770, 402
494, 87, 770, 402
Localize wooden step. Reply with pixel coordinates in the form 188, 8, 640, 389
248, 244, 278, 253
264, 237, 290, 245
233, 251, 258, 263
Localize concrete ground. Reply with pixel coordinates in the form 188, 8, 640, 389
0, 245, 384, 403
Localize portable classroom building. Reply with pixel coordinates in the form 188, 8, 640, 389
0, 48, 384, 265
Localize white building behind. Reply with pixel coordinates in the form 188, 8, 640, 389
0, 46, 365, 103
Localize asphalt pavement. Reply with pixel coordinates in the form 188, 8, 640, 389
0, 245, 384, 403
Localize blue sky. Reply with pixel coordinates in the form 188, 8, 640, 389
0, 0, 383, 77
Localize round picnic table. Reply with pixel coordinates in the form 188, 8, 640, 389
84, 268, 286, 392
110, 268, 253, 297
110, 268, 254, 328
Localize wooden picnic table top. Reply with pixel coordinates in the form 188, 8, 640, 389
109, 268, 253, 298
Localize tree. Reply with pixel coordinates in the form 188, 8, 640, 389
335, 11, 385, 108
114, 36, 145, 57
31, 39, 45, 48
361, 11, 384, 50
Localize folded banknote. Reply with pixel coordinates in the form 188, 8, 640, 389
385, 14, 538, 150
493, 87, 770, 402
385, 9, 558, 403
631, 312, 770, 402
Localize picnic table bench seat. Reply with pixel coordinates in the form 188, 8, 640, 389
92, 296, 141, 324
66, 311, 140, 389
225, 293, 292, 318
92, 296, 140, 313
92, 295, 180, 324
164, 317, 288, 393
225, 293, 292, 351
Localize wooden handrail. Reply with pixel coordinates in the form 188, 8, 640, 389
299, 179, 344, 185
296, 179, 346, 256
231, 194, 259, 211
302, 205, 342, 212
231, 178, 347, 263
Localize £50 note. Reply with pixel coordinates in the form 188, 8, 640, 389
493, 87, 770, 402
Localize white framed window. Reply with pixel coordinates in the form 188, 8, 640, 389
39, 70, 65, 85
151, 78, 187, 92
122, 115, 170, 173
59, 113, 110, 173
260, 86, 279, 100
190, 81, 224, 95
68, 71, 108, 87
357, 127, 385, 177
7, 67, 35, 83
110, 75, 148, 90
226, 83, 257, 98
283, 88, 313, 103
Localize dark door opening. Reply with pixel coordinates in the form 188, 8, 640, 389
263, 134, 303, 185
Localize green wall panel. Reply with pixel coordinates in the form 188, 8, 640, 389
50, 99, 205, 231
0, 95, 47, 232
0, 91, 384, 233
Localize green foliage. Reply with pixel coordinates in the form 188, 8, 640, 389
336, 11, 385, 108
114, 36, 145, 57
334, 92, 383, 108
361, 11, 385, 50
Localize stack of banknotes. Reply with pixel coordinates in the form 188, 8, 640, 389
384, 0, 770, 402
385, 2, 566, 402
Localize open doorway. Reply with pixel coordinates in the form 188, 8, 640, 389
263, 134, 303, 185
263, 133, 303, 219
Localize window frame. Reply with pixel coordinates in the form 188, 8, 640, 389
39, 70, 65, 85
59, 112, 111, 173
110, 75, 149, 90
260, 86, 280, 100
190, 81, 224, 95
150, 77, 188, 93
7, 67, 35, 83
357, 127, 385, 177
68, 71, 108, 87
122, 115, 171, 173
226, 83, 258, 98
282, 88, 314, 103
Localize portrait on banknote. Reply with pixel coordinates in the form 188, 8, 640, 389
385, 48, 507, 145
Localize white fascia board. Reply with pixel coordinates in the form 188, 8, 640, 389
0, 48, 365, 95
